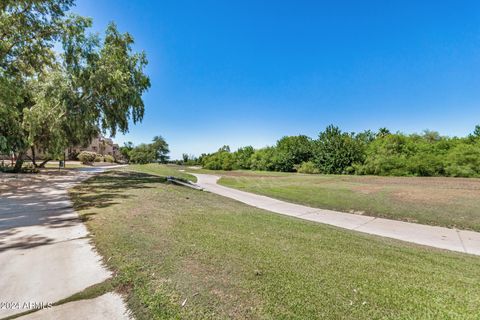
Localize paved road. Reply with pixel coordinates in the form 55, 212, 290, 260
0, 166, 130, 319
192, 173, 480, 256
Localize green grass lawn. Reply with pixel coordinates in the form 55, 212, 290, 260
204, 170, 480, 232
7, 160, 88, 170
70, 170, 480, 319
123, 163, 197, 182
44, 162, 87, 169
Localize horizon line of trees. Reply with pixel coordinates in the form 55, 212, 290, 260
193, 125, 480, 177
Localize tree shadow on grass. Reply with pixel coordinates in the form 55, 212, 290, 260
71, 170, 168, 214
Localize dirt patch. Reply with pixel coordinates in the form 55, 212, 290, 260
349, 175, 480, 190
390, 187, 479, 204
350, 185, 385, 195
332, 175, 480, 204
219, 171, 281, 178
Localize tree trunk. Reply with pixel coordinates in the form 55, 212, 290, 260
31, 146, 37, 167
13, 152, 25, 172
37, 158, 51, 168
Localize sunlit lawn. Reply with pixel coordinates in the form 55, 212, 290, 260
197, 170, 480, 231
70, 169, 480, 319
124, 163, 197, 182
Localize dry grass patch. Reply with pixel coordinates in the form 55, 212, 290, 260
70, 170, 480, 319
213, 171, 480, 231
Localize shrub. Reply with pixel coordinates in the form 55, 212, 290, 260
104, 155, 115, 163
94, 154, 104, 162
295, 161, 320, 174
77, 151, 96, 164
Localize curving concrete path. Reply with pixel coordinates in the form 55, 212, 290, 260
0, 166, 130, 319
192, 173, 480, 256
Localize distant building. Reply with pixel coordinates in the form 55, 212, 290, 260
68, 136, 120, 159
23, 135, 120, 160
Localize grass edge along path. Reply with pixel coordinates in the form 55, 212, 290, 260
69, 169, 480, 319
201, 170, 480, 232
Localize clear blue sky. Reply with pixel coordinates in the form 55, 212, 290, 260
74, 0, 480, 159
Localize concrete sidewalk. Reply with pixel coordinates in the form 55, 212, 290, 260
18, 293, 130, 320
192, 173, 480, 256
0, 166, 129, 319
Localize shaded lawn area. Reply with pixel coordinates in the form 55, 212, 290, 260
207, 170, 480, 232
19, 160, 88, 169
124, 163, 197, 182
69, 170, 480, 319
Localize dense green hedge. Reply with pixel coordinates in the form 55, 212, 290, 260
199, 125, 480, 177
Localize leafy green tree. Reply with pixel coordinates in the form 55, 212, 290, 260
355, 134, 412, 175
119, 141, 134, 162
313, 125, 364, 174
468, 125, 480, 142
475, 125, 480, 138
250, 147, 276, 171
180, 153, 198, 165
444, 143, 480, 177
233, 146, 254, 169
356, 133, 454, 176
1, 1, 150, 171
201, 148, 234, 170
151, 136, 169, 163
406, 136, 447, 176
422, 130, 441, 143
218, 145, 231, 152
273, 135, 313, 172
376, 127, 391, 138
194, 125, 480, 178
1, 0, 75, 169
127, 137, 170, 164
0, 0, 72, 74
129, 144, 155, 164
356, 130, 376, 145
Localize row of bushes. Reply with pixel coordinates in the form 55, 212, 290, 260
198, 125, 480, 177
77, 151, 115, 164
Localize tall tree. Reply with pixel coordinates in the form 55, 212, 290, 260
274, 135, 313, 172
313, 125, 364, 174
119, 141, 134, 162
1, 1, 150, 171
1, 0, 74, 169
151, 136, 169, 163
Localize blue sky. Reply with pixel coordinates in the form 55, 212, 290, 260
74, 0, 480, 159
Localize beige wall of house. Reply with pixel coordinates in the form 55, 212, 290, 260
25, 135, 120, 160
